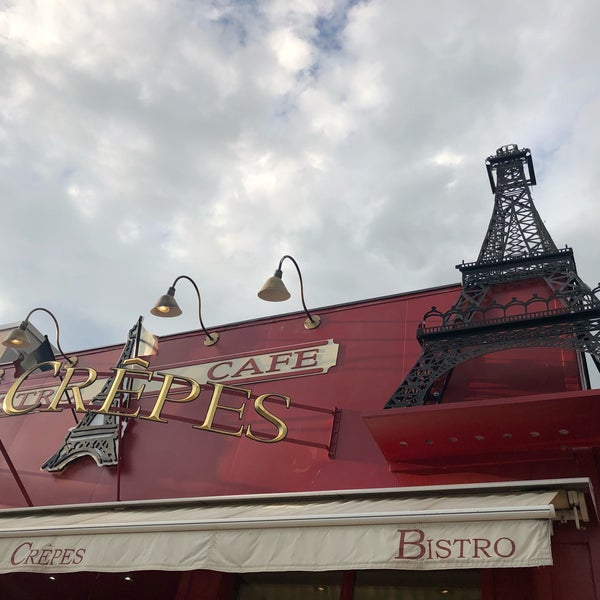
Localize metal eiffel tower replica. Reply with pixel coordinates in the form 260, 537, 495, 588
386, 144, 600, 408
41, 318, 145, 471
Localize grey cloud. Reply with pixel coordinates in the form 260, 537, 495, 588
0, 0, 599, 352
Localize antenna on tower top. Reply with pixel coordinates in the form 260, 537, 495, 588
485, 144, 536, 193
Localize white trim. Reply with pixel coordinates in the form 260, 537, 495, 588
0, 477, 592, 516
0, 505, 558, 539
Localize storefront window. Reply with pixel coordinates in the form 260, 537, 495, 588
237, 570, 480, 599
237, 571, 342, 600
352, 570, 481, 600
0, 570, 181, 600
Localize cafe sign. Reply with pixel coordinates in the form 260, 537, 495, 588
0, 323, 339, 471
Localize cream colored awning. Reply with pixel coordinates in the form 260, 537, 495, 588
0, 479, 591, 573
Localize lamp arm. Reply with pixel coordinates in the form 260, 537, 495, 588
24, 307, 76, 366
279, 255, 318, 325
171, 275, 216, 342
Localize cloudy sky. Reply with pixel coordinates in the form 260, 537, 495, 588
1, 0, 599, 352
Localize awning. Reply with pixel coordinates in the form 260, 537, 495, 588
0, 479, 592, 573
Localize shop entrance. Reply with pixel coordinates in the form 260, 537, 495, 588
237, 569, 481, 599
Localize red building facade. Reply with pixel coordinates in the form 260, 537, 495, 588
1, 145, 599, 598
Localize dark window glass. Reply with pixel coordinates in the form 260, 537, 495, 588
237, 571, 342, 600
353, 570, 481, 600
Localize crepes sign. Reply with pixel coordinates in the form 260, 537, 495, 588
1, 339, 339, 418
0, 333, 339, 471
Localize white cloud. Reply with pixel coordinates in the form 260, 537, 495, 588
430, 151, 464, 167
117, 220, 141, 244
0, 0, 599, 352
67, 184, 99, 220
268, 27, 314, 73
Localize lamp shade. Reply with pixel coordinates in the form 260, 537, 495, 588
149, 276, 220, 345
258, 271, 291, 302
2, 322, 30, 348
150, 287, 182, 317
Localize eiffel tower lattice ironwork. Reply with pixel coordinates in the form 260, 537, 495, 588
41, 318, 146, 472
385, 144, 600, 408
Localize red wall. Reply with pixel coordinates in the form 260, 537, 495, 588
2, 281, 600, 599
0, 282, 585, 507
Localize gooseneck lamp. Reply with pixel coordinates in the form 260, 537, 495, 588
150, 275, 219, 346
2, 307, 77, 365
258, 255, 321, 329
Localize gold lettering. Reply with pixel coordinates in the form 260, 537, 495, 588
141, 373, 201, 423
90, 367, 152, 417
3, 362, 62, 415
3, 355, 296, 445
246, 394, 290, 443
43, 368, 98, 412
194, 383, 248, 437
